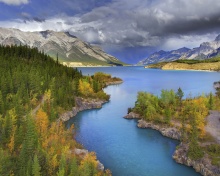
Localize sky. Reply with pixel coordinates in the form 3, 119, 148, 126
0, 0, 220, 64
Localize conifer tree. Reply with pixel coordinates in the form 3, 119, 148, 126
208, 92, 214, 110
32, 154, 41, 176
69, 157, 78, 176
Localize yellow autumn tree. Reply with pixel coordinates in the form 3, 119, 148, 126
35, 108, 49, 140
80, 152, 99, 175
78, 79, 94, 97
192, 97, 208, 138
8, 126, 16, 154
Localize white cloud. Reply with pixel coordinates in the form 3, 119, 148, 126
0, 0, 29, 5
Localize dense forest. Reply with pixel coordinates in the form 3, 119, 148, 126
0, 45, 112, 175
130, 87, 220, 165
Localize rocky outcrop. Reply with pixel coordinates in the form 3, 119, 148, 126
74, 148, 104, 171
173, 143, 220, 176
124, 112, 140, 119
137, 119, 181, 140
105, 80, 123, 86
59, 97, 107, 122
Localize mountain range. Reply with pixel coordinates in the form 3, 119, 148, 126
138, 34, 220, 65
0, 27, 125, 66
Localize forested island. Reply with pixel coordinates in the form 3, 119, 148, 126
0, 45, 123, 175
125, 87, 220, 176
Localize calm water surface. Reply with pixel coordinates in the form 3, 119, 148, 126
67, 67, 220, 176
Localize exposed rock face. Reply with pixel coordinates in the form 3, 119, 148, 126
59, 97, 107, 122
137, 119, 181, 140
124, 112, 140, 119
0, 27, 123, 66
173, 143, 220, 176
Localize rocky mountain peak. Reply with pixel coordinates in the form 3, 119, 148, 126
40, 30, 53, 39
0, 27, 123, 66
64, 31, 77, 38
139, 34, 220, 65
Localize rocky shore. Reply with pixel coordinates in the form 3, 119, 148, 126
59, 97, 108, 122
73, 148, 104, 171
105, 80, 123, 86
124, 112, 220, 176
173, 143, 220, 176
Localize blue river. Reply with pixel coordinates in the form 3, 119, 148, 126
66, 67, 220, 176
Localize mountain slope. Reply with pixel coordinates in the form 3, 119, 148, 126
138, 47, 190, 65
0, 27, 125, 66
139, 34, 220, 65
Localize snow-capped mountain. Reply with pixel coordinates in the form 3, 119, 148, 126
0, 27, 123, 65
139, 34, 220, 65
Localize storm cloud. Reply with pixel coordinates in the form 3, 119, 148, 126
1, 0, 220, 63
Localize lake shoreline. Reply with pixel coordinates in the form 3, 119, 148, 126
144, 61, 220, 72
124, 112, 220, 176
58, 81, 123, 172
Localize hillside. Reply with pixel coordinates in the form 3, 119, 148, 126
139, 34, 220, 65
0, 45, 113, 175
0, 27, 125, 66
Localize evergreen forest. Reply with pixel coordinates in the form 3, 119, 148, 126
0, 45, 112, 176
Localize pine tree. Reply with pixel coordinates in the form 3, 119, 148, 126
56, 53, 59, 65
25, 115, 38, 157
208, 92, 214, 110
57, 154, 66, 176
0, 91, 4, 115
69, 157, 78, 176
32, 154, 41, 176
176, 87, 184, 106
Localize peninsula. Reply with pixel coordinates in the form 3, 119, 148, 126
125, 87, 220, 176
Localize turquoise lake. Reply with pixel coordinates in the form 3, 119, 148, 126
66, 67, 220, 176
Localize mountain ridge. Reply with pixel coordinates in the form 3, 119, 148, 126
0, 27, 125, 66
139, 34, 220, 65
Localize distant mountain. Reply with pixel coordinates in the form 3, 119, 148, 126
0, 27, 125, 66
138, 47, 190, 65
138, 34, 220, 65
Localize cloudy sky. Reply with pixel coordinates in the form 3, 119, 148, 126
0, 0, 220, 63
